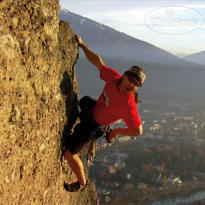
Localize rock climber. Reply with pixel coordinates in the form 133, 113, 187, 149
63, 34, 146, 192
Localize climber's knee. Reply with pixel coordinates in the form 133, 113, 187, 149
64, 149, 75, 160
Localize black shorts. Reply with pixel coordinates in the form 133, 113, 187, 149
65, 96, 107, 154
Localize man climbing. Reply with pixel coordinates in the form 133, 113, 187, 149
63, 34, 146, 192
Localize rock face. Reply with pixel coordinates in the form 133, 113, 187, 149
0, 1, 96, 204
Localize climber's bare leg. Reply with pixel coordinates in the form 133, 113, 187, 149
64, 149, 86, 187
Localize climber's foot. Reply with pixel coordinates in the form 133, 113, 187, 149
64, 181, 87, 192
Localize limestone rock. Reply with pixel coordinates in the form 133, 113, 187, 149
0, 0, 96, 204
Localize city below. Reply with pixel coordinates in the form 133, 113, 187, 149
87, 100, 205, 205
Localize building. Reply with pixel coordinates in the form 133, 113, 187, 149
138, 182, 148, 189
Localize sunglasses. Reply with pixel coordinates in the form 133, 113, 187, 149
128, 75, 140, 87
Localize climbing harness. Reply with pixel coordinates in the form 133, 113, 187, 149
87, 126, 112, 166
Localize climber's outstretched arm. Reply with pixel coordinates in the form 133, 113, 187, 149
107, 125, 143, 143
75, 34, 104, 71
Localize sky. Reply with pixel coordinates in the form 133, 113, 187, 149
60, 0, 205, 57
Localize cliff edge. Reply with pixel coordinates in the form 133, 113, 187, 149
0, 0, 96, 204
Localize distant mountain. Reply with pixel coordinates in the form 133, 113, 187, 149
75, 57, 205, 106
184, 51, 205, 66
59, 9, 190, 66
59, 8, 205, 107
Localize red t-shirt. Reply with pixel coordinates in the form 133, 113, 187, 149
92, 65, 142, 129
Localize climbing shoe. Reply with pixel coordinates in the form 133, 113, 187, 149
64, 181, 87, 192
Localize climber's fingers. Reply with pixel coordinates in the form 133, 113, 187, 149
74, 34, 83, 46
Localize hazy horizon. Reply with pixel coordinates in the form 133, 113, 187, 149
60, 0, 205, 57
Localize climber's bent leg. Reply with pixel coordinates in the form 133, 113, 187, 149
64, 149, 86, 187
